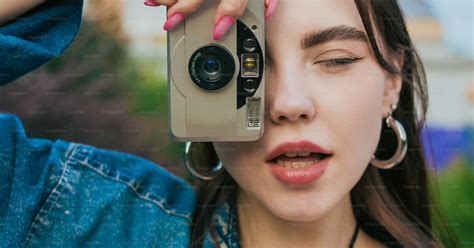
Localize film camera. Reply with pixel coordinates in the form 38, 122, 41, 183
167, 0, 265, 141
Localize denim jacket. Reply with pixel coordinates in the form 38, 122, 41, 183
0, 2, 239, 247
0, 114, 242, 247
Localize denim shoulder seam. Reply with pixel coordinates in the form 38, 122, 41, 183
67, 144, 192, 221
25, 143, 79, 244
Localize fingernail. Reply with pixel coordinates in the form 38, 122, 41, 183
144, 0, 160, 7
213, 16, 236, 40
265, 0, 278, 20
163, 12, 185, 31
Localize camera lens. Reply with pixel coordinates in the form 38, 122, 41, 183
203, 58, 220, 74
189, 45, 235, 91
199, 58, 222, 82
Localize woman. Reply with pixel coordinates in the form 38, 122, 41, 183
0, 0, 457, 247
173, 0, 457, 247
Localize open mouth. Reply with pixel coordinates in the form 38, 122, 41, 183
269, 152, 331, 169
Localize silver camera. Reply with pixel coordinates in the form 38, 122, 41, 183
167, 0, 265, 142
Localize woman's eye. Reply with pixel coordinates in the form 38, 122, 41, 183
313, 57, 364, 70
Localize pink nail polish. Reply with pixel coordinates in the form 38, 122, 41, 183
265, 0, 278, 20
163, 12, 185, 31
213, 16, 236, 40
144, 0, 160, 7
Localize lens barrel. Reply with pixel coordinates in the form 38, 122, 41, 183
199, 58, 222, 82
189, 45, 235, 91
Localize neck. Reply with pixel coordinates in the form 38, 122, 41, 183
236, 190, 362, 248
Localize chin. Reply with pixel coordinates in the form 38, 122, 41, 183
273, 207, 327, 223
266, 197, 330, 223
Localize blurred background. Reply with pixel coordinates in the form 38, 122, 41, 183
0, 0, 472, 246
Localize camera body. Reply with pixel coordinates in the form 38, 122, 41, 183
167, 0, 265, 142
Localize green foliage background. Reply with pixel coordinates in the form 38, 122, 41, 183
432, 158, 474, 247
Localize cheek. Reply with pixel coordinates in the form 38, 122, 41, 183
322, 65, 386, 180
213, 141, 275, 203
213, 142, 263, 182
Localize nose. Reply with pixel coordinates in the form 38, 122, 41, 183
267, 66, 316, 124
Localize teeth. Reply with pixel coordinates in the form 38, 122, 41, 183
276, 159, 320, 168
284, 152, 312, 157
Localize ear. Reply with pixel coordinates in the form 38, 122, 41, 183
382, 50, 404, 118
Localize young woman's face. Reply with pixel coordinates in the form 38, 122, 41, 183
214, 0, 401, 222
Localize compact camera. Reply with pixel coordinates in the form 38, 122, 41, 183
167, 0, 265, 142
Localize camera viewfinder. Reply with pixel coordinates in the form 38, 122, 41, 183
241, 53, 259, 78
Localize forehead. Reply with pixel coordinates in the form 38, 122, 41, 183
266, 0, 365, 44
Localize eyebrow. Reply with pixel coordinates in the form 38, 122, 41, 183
300, 25, 368, 49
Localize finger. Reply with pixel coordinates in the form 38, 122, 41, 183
153, 0, 177, 5
213, 0, 248, 40
265, 0, 278, 20
164, 0, 205, 30
144, 0, 176, 7
214, 0, 248, 24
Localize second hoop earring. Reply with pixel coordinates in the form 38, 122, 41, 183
370, 104, 408, 169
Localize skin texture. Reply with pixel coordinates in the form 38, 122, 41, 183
211, 0, 402, 247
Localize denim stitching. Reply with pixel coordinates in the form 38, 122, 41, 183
25, 143, 79, 244
68, 145, 192, 221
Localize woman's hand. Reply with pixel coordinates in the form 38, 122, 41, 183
144, 0, 278, 40
0, 0, 45, 26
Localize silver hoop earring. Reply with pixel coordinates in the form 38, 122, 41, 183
370, 104, 408, 169
185, 142, 223, 180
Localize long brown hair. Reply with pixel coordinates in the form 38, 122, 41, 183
189, 0, 459, 247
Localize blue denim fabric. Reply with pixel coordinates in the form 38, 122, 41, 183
0, 114, 242, 247
0, 0, 83, 85
0, 114, 196, 247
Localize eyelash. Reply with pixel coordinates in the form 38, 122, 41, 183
314, 57, 364, 68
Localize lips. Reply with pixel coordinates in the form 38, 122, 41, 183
265, 140, 333, 185
265, 140, 332, 162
